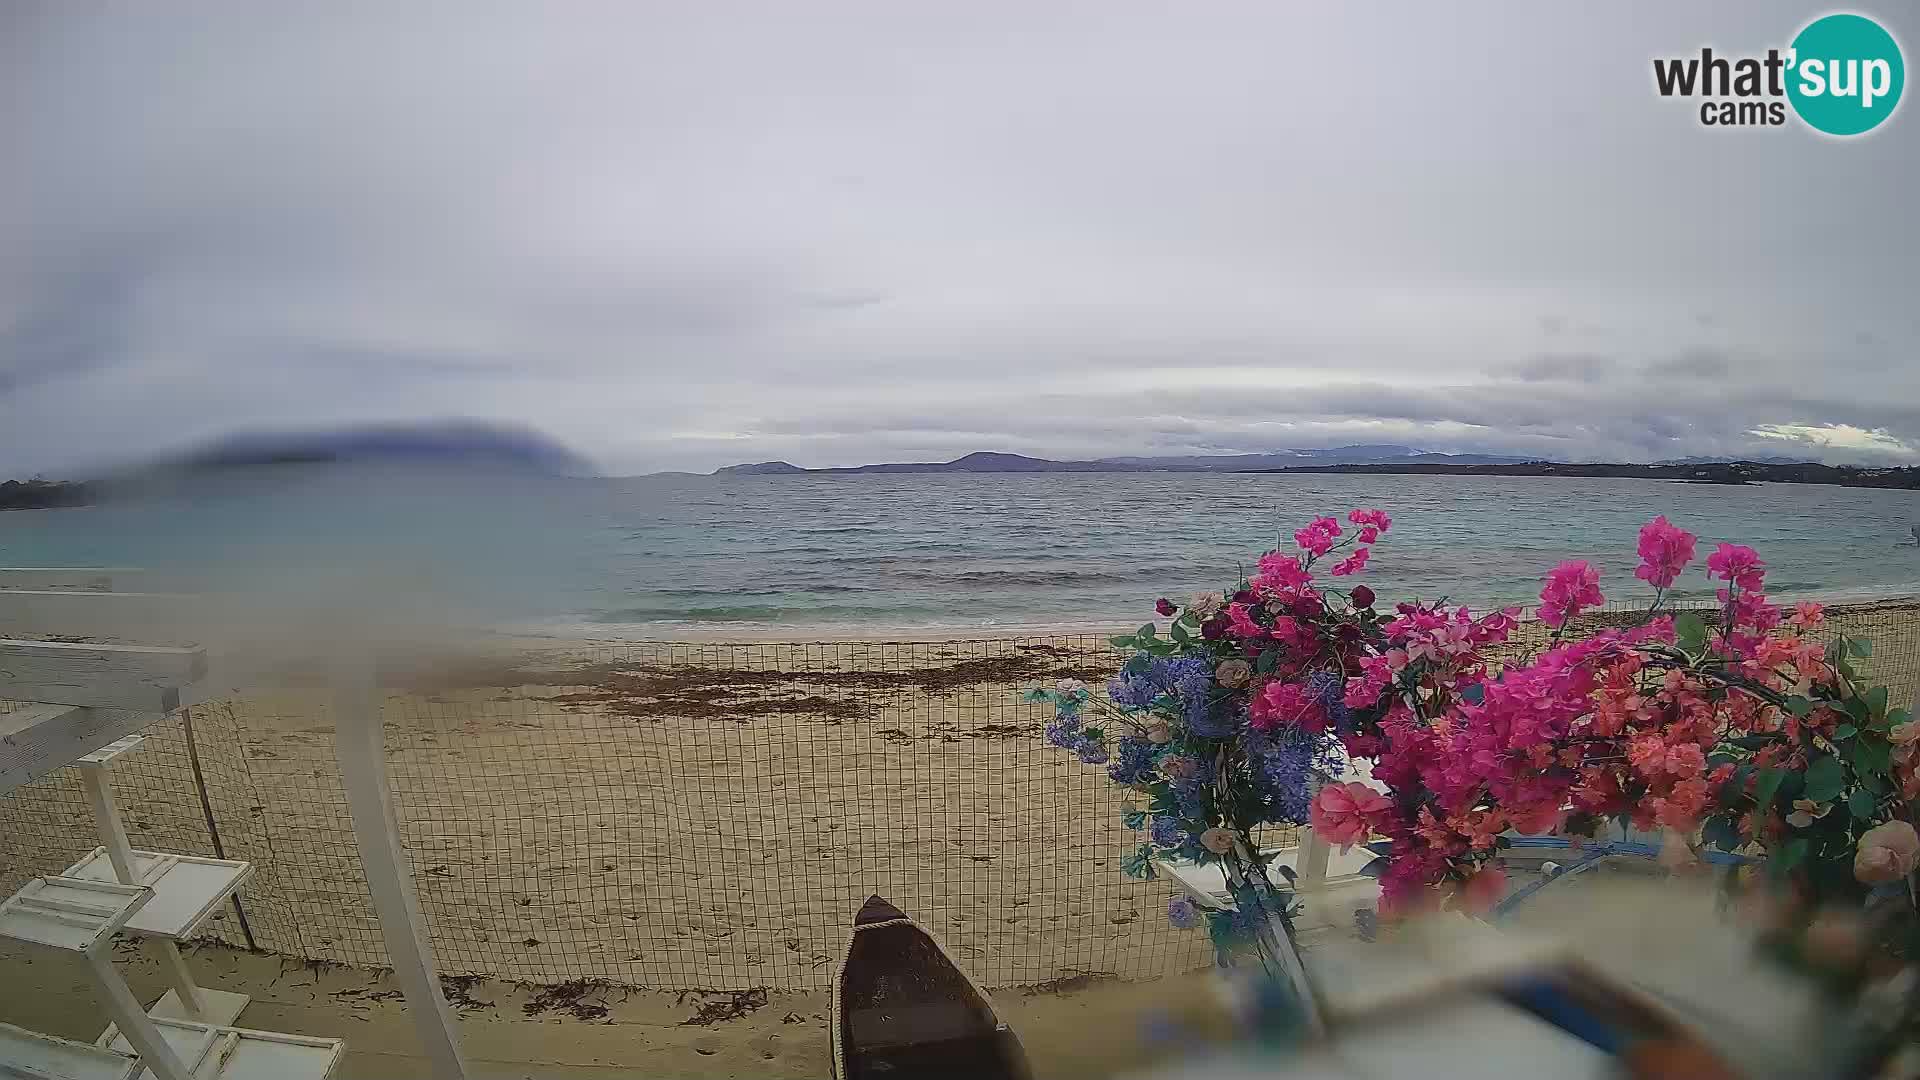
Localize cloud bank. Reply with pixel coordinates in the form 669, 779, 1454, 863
2, 2, 1915, 475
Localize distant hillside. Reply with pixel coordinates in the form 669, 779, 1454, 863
708, 444, 1535, 476
0, 478, 91, 511
1257, 460, 1920, 490
159, 420, 592, 475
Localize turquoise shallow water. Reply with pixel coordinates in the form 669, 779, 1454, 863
4, 469, 1919, 636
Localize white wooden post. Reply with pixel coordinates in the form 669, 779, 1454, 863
153, 940, 208, 1019
77, 766, 139, 885
333, 650, 468, 1080
82, 949, 191, 1080
1296, 828, 1332, 893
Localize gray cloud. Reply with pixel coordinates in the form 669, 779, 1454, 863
1, 2, 1916, 475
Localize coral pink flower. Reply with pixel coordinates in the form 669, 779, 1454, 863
1855, 821, 1920, 884
1707, 543, 1767, 591
1633, 516, 1696, 590
1329, 546, 1371, 577
1293, 516, 1343, 557
1199, 827, 1237, 855
1458, 865, 1507, 914
1789, 601, 1826, 628
1311, 782, 1391, 851
1537, 560, 1604, 627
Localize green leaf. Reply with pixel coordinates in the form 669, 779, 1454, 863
1122, 808, 1148, 831
1256, 649, 1279, 675
1170, 621, 1191, 645
1834, 724, 1859, 740
1108, 634, 1136, 649
1849, 638, 1874, 659
1121, 844, 1157, 880
1890, 708, 1912, 728
1082, 726, 1104, 742
1137, 623, 1158, 641
1866, 686, 1889, 720
1853, 736, 1892, 777
1674, 611, 1708, 654
1777, 837, 1811, 873
1849, 789, 1879, 820
1702, 815, 1743, 852
1803, 755, 1846, 803
1752, 767, 1787, 813
1783, 696, 1815, 718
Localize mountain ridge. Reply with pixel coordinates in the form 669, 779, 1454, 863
709, 444, 1534, 476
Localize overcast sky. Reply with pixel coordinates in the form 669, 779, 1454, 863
3, 2, 1916, 476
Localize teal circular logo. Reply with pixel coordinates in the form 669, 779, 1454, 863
1786, 13, 1905, 135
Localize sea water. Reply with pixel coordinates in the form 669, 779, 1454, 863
3, 469, 1917, 636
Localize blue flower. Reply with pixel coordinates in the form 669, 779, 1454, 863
1106, 737, 1157, 785
1110, 655, 1214, 710
1149, 815, 1187, 848
1076, 739, 1110, 765
1307, 669, 1352, 728
1171, 778, 1209, 821
1167, 895, 1200, 929
1044, 714, 1083, 749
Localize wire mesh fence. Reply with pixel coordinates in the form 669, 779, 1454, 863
2, 601, 1917, 995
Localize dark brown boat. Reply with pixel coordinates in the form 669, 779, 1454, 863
831, 895, 1034, 1080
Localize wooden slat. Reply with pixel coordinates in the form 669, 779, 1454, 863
0, 568, 142, 590
0, 591, 206, 643
0, 639, 204, 712
0, 704, 164, 796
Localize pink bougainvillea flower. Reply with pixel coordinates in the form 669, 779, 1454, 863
1249, 680, 1328, 734
1225, 602, 1264, 639
1293, 515, 1343, 557
1155, 597, 1177, 617
1350, 585, 1376, 608
1789, 601, 1826, 628
1329, 546, 1371, 577
1347, 508, 1392, 544
1537, 560, 1604, 627
1310, 781, 1391, 851
1633, 515, 1697, 589
1254, 551, 1313, 594
1706, 543, 1767, 591
1855, 820, 1920, 884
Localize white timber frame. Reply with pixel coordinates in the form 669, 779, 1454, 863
0, 573, 460, 1077
332, 647, 469, 1080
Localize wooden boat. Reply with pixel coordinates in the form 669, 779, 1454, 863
831, 895, 1033, 1080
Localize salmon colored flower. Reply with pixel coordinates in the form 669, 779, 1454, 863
1789, 601, 1826, 628
1311, 781, 1391, 851
1786, 798, 1832, 828
1214, 658, 1251, 688
1458, 865, 1507, 913
1854, 820, 1920, 884
1199, 827, 1236, 855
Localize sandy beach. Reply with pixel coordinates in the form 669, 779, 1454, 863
3, 599, 1917, 1075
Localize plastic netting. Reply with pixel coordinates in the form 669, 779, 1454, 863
3, 601, 1916, 992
